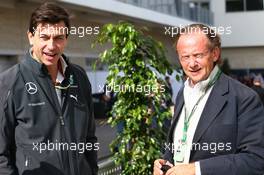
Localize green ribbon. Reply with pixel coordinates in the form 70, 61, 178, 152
181, 69, 222, 143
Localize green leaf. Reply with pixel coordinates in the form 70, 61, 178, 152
92, 21, 178, 174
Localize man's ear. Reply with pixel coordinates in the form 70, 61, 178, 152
212, 47, 220, 62
27, 31, 34, 45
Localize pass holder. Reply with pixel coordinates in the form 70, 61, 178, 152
174, 141, 187, 163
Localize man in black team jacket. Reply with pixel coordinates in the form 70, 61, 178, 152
0, 2, 98, 175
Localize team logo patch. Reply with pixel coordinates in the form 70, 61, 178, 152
25, 82, 38, 95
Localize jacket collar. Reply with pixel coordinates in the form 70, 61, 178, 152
169, 73, 229, 144
184, 65, 220, 93
22, 50, 71, 115
192, 73, 229, 143
24, 50, 69, 77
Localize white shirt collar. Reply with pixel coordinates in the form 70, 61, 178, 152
29, 48, 68, 83
184, 65, 220, 93
56, 56, 68, 84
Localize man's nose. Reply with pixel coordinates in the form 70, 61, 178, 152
47, 39, 56, 50
188, 57, 198, 67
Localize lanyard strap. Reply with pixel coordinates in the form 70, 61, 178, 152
182, 69, 222, 143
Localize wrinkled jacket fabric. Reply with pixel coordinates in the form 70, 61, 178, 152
164, 73, 264, 175
0, 52, 98, 175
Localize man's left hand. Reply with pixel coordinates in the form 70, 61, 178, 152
165, 163, 195, 175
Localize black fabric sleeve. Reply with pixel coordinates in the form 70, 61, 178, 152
74, 64, 98, 175
0, 66, 19, 175
84, 77, 98, 175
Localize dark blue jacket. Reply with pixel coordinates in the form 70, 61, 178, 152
164, 73, 264, 175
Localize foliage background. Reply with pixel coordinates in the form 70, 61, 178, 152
94, 22, 174, 174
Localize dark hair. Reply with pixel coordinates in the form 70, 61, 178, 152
174, 23, 222, 63
29, 2, 70, 37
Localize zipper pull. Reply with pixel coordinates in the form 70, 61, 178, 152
59, 116, 65, 126
25, 157, 29, 167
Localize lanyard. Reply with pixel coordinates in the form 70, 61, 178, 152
181, 69, 222, 143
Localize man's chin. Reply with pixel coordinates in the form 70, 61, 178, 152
188, 76, 203, 85
42, 57, 59, 65
43, 60, 58, 67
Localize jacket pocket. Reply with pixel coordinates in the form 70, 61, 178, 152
17, 143, 62, 174
21, 155, 30, 173
77, 153, 92, 175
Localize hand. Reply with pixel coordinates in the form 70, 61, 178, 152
153, 159, 173, 175
165, 163, 195, 175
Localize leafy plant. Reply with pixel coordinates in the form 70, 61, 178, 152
94, 22, 174, 174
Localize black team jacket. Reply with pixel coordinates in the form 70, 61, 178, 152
0, 51, 98, 175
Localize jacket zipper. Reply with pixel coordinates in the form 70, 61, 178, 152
24, 155, 30, 172
59, 106, 76, 175
59, 116, 65, 126
25, 157, 29, 167
49, 75, 76, 175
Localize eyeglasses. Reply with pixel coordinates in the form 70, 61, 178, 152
179, 50, 211, 63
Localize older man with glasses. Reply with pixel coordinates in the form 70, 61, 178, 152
153, 24, 264, 175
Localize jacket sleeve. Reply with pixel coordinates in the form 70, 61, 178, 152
0, 86, 17, 174
199, 91, 264, 175
76, 66, 98, 175
85, 79, 98, 175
